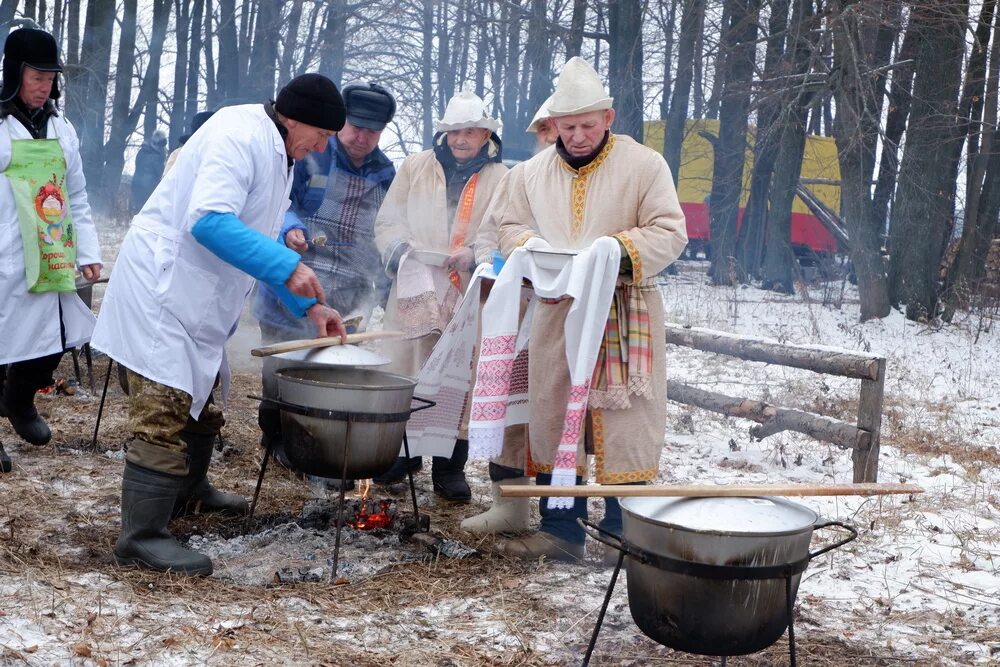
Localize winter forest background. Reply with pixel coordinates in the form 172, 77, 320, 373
2, 0, 998, 327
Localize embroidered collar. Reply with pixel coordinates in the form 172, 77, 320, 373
558, 132, 615, 176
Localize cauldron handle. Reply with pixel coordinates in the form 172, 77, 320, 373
578, 518, 637, 560
809, 520, 858, 560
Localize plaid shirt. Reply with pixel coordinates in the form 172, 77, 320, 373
253, 138, 396, 336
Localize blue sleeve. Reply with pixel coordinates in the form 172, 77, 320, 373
279, 210, 307, 244
191, 211, 317, 317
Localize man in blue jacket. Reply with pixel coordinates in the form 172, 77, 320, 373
253, 81, 397, 484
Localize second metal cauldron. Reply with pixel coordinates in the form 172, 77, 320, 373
611, 496, 856, 656
274, 367, 417, 479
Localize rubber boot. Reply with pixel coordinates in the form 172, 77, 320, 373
1, 364, 52, 446
113, 461, 214, 576
432, 439, 471, 502
0, 441, 11, 474
174, 433, 249, 518
460, 477, 530, 534
373, 456, 422, 484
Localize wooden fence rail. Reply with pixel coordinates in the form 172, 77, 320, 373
665, 324, 886, 483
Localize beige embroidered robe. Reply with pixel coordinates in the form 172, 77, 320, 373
375, 144, 508, 377
492, 134, 687, 483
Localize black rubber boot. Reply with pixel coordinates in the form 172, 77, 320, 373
1, 365, 52, 446
173, 433, 249, 518
373, 456, 422, 484
113, 461, 214, 576
0, 441, 11, 474
432, 439, 471, 502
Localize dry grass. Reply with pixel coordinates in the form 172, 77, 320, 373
0, 355, 983, 666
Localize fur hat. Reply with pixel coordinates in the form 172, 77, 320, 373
1, 28, 63, 104
342, 81, 396, 131
546, 57, 613, 117
275, 73, 346, 132
434, 90, 501, 133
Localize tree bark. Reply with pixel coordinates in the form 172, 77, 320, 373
169, 0, 190, 147
608, 0, 644, 142
663, 0, 703, 183
830, 0, 890, 321
566, 0, 587, 57
214, 0, 240, 106
247, 0, 279, 100
73, 0, 116, 193
656, 0, 677, 124
871, 22, 917, 226
736, 0, 790, 280
421, 0, 435, 147
185, 0, 205, 131
0, 1, 19, 60
708, 0, 762, 285
888, 0, 967, 321
94, 0, 138, 214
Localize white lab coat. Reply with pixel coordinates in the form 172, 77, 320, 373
92, 105, 293, 418
0, 111, 101, 365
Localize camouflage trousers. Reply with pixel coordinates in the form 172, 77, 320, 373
124, 369, 225, 476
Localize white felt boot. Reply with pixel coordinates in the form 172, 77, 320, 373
460, 478, 531, 535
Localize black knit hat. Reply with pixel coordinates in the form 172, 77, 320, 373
342, 81, 396, 131
1, 28, 63, 103
274, 74, 345, 132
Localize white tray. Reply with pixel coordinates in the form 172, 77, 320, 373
528, 247, 577, 270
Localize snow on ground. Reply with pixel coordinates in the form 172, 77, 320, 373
1, 252, 998, 666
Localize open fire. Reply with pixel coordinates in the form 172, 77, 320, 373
348, 480, 395, 530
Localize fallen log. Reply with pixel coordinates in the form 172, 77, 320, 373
665, 324, 882, 381
666, 380, 871, 451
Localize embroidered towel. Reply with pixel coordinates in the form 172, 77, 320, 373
469, 236, 620, 509
394, 252, 461, 339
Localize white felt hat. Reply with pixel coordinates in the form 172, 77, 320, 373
434, 90, 501, 132
547, 56, 613, 117
527, 94, 555, 133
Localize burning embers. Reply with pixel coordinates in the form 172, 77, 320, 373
345, 480, 395, 530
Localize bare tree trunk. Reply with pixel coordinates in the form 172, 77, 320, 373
214, 0, 240, 105
421, 0, 435, 147
319, 0, 347, 86
948, 1, 1000, 313
704, 0, 731, 120
140, 0, 171, 142
436, 1, 453, 111
692, 5, 705, 118
94, 0, 138, 214
51, 0, 63, 46
74, 0, 116, 191
708, 0, 762, 285
247, 0, 278, 100
169, 0, 190, 147
500, 0, 521, 151
657, 0, 678, 123
608, 0, 644, 142
871, 23, 917, 226
830, 0, 890, 321
737, 0, 791, 280
203, 0, 216, 109
762, 0, 818, 292
64, 0, 80, 65
888, 0, 967, 321
663, 0, 703, 183
185, 0, 205, 131
279, 0, 305, 86
237, 0, 254, 87
566, 0, 587, 57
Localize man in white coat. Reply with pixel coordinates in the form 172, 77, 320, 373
92, 74, 349, 576
0, 28, 102, 474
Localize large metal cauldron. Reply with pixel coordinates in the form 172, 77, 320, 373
601, 496, 857, 656
274, 367, 417, 479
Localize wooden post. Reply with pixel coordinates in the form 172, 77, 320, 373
853, 357, 886, 483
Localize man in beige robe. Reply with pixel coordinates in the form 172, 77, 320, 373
374, 90, 508, 500
492, 57, 688, 561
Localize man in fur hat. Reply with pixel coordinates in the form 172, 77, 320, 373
373, 90, 508, 501
490, 57, 688, 562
